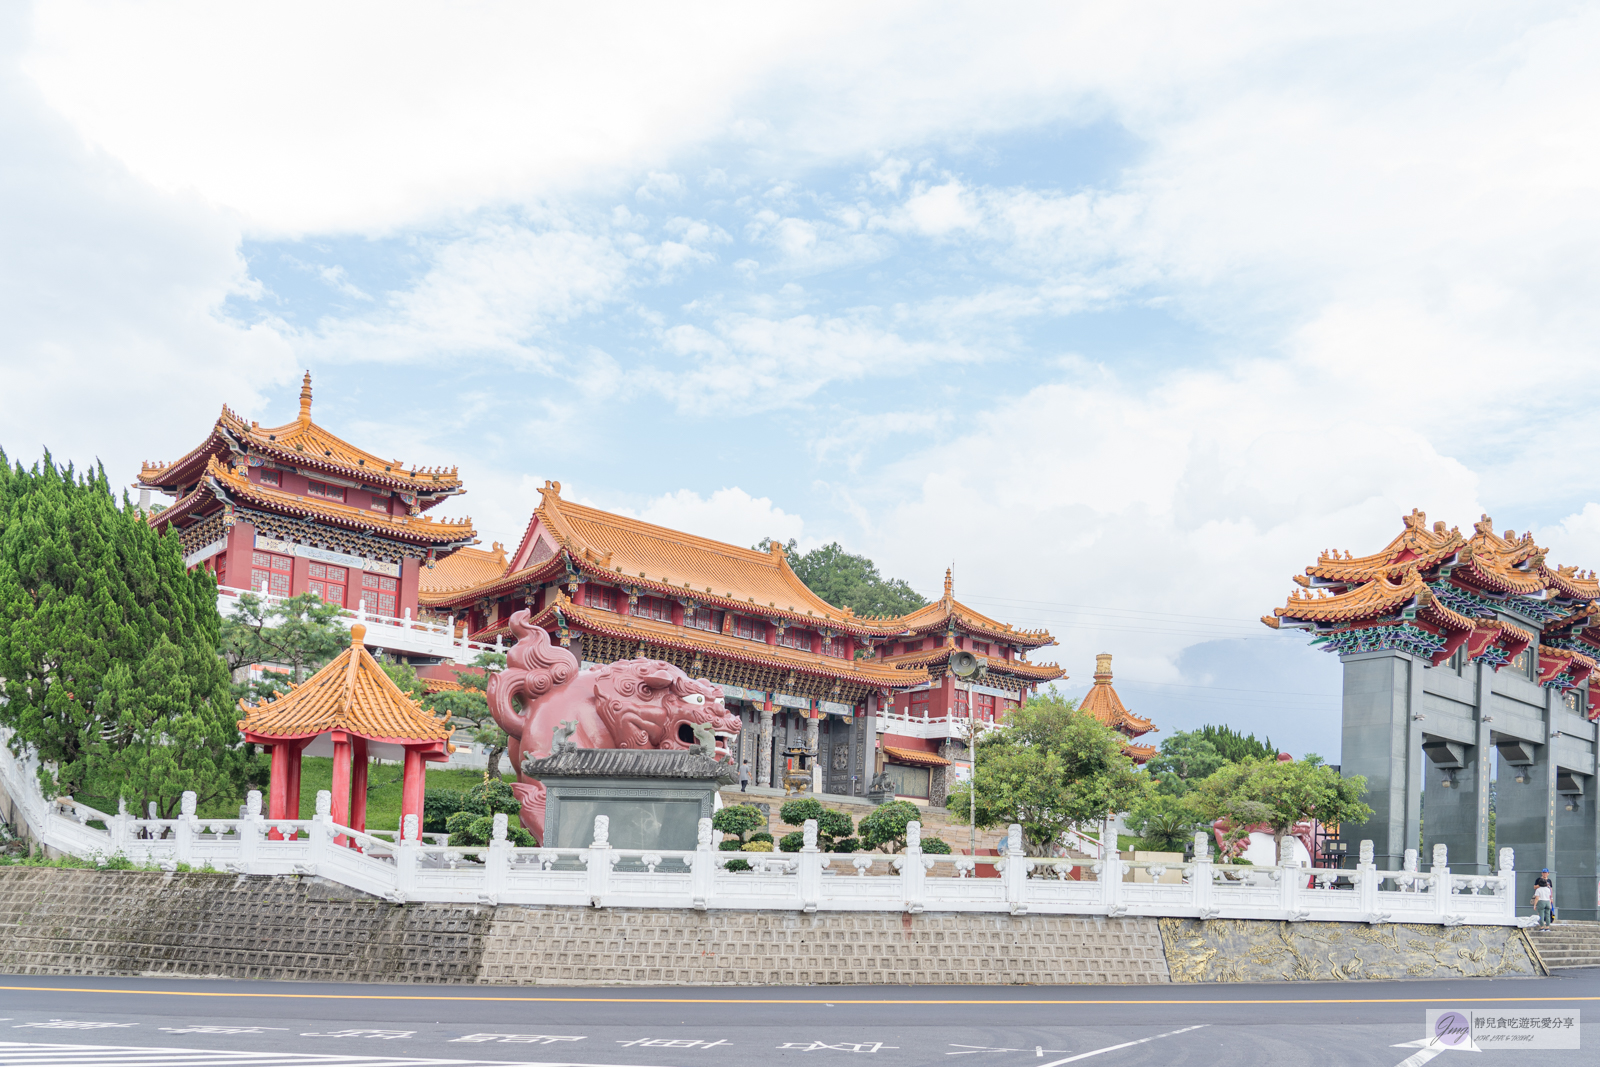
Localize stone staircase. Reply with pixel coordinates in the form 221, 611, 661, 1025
1528, 921, 1600, 969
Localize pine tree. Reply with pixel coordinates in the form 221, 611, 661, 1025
0, 450, 242, 815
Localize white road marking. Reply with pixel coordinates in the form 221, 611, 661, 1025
0, 1042, 681, 1066
1033, 1025, 1209, 1066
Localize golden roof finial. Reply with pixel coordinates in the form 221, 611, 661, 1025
1093, 653, 1113, 684
298, 370, 313, 422
350, 622, 367, 647
944, 566, 953, 600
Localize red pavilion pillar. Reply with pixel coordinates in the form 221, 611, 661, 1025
330, 730, 352, 845
267, 741, 289, 828
350, 737, 369, 834
285, 739, 305, 820
401, 746, 426, 839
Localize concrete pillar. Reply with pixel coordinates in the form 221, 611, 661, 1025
806, 715, 820, 792
1338, 651, 1424, 868
1421, 662, 1493, 874
1497, 718, 1556, 919
350, 738, 369, 833
758, 707, 773, 786
401, 747, 426, 834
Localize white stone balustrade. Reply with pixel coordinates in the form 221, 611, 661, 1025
0, 732, 1528, 924
215, 584, 502, 665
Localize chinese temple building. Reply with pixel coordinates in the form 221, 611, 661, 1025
238, 623, 455, 836
138, 373, 477, 623
418, 482, 1061, 803
1077, 654, 1157, 763
1266, 509, 1600, 919
875, 570, 1064, 801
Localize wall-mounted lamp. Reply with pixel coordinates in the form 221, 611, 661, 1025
1514, 771, 1530, 784
1440, 769, 1458, 789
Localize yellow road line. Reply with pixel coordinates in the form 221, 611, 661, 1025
1, 985, 1598, 1007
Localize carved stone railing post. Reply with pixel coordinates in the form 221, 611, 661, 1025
1002, 824, 1028, 915
1356, 839, 1379, 919
1403, 847, 1419, 891
110, 797, 129, 857
899, 821, 926, 913
240, 790, 263, 870
395, 813, 419, 901
1431, 843, 1451, 923
1190, 831, 1215, 919
797, 818, 822, 913
175, 791, 198, 867
691, 818, 715, 910
307, 790, 332, 874
1100, 835, 1125, 915
1278, 836, 1304, 918
585, 815, 614, 907
1497, 847, 1516, 923
483, 813, 510, 903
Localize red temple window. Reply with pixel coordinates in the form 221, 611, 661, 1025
589, 585, 617, 612
359, 572, 398, 616
778, 628, 813, 651
820, 637, 849, 659
734, 615, 767, 641
369, 495, 389, 512
307, 480, 346, 502
308, 562, 347, 606
635, 595, 673, 622
909, 690, 931, 718
685, 607, 723, 632
971, 641, 990, 655
250, 551, 292, 595
973, 692, 997, 721
258, 469, 281, 487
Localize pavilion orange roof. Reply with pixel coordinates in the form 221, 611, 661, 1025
237, 624, 455, 745
894, 570, 1056, 649
419, 541, 508, 597
876, 639, 1066, 683
166, 456, 476, 546
1077, 654, 1156, 739
140, 372, 463, 499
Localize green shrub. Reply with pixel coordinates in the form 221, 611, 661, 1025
778, 831, 806, 853
445, 810, 536, 847
422, 789, 467, 834
779, 798, 854, 849
742, 840, 774, 852
921, 837, 952, 854
712, 804, 766, 845
717, 839, 743, 851
831, 837, 860, 853
859, 800, 922, 852
723, 858, 752, 872
748, 831, 774, 844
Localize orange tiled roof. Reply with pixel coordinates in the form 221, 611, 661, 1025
893, 569, 1055, 649
183, 456, 476, 545
877, 640, 1066, 683
140, 373, 463, 497
237, 624, 454, 745
535, 593, 926, 689
1123, 742, 1157, 763
419, 542, 508, 596
527, 481, 899, 635
882, 745, 952, 768
1077, 654, 1156, 738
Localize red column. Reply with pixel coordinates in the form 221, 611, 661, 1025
401, 747, 426, 836
330, 730, 352, 843
351, 738, 369, 834
286, 740, 304, 819
267, 742, 288, 835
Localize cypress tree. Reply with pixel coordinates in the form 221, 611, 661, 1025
0, 450, 242, 816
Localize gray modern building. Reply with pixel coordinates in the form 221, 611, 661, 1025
1268, 511, 1600, 919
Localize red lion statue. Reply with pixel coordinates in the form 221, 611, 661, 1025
487, 610, 741, 841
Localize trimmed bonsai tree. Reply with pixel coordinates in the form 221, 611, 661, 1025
858, 799, 924, 853
777, 797, 857, 852
712, 803, 767, 851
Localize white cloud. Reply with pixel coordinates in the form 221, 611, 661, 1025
633, 487, 807, 550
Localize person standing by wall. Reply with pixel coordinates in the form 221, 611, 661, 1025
1532, 869, 1554, 926
740, 760, 752, 792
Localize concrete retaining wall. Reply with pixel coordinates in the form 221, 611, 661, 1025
0, 868, 1543, 986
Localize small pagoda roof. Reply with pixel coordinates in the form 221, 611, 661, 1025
140, 372, 464, 501
893, 570, 1056, 649
158, 456, 476, 547
877, 639, 1066, 684
418, 541, 509, 596
237, 624, 454, 752
521, 747, 736, 783
1078, 654, 1156, 739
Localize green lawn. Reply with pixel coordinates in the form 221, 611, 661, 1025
296, 757, 515, 831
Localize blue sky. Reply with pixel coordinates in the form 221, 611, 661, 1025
8, 2, 1600, 759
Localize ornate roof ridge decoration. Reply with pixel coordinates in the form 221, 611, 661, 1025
1077, 653, 1156, 738
139, 372, 464, 500
529, 592, 928, 689
892, 568, 1056, 648
1265, 508, 1600, 676
178, 456, 477, 546
237, 624, 454, 744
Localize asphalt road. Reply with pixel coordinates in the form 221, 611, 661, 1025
0, 970, 1595, 1067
